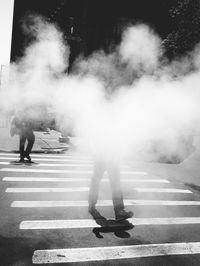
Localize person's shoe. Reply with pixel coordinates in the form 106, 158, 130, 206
115, 209, 133, 221
17, 158, 25, 163
88, 207, 105, 220
25, 155, 34, 163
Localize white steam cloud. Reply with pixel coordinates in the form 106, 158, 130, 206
119, 24, 162, 73
2, 15, 200, 162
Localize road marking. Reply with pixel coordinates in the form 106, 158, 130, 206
0, 168, 148, 175
7, 186, 189, 194
3, 177, 169, 183
6, 187, 89, 193
37, 163, 94, 168
35, 163, 127, 168
0, 162, 94, 167
6, 183, 177, 193
0, 162, 95, 167
36, 163, 127, 169
0, 157, 93, 163
11, 200, 200, 208
20, 217, 200, 229
135, 188, 192, 193
0, 159, 129, 168
0, 152, 91, 159
0, 162, 96, 166
1, 168, 93, 174
32, 242, 200, 264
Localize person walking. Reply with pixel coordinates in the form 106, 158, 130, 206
10, 111, 35, 163
88, 155, 133, 221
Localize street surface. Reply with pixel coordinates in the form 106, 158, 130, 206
0, 151, 200, 265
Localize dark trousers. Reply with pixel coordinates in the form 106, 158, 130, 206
19, 131, 35, 158
88, 158, 124, 213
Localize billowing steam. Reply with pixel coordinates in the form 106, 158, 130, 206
119, 24, 162, 73
2, 15, 200, 162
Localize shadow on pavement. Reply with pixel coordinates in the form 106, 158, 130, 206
9, 160, 39, 166
92, 218, 134, 239
0, 236, 33, 266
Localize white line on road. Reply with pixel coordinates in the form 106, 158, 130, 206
18, 163, 128, 169
20, 217, 200, 229
32, 242, 200, 264
135, 188, 192, 193
34, 163, 127, 168
6, 187, 189, 194
11, 200, 200, 208
1, 168, 92, 174
0, 168, 148, 175
0, 160, 129, 168
37, 163, 93, 167
0, 162, 94, 167
0, 157, 93, 164
0, 156, 93, 163
6, 187, 89, 193
3, 177, 169, 183
0, 153, 91, 159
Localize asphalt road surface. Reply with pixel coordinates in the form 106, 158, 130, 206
0, 151, 200, 266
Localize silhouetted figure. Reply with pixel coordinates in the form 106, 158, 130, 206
88, 156, 133, 221
10, 113, 35, 163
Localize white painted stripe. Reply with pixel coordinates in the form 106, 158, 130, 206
136, 188, 192, 194
44, 158, 93, 163
0, 157, 93, 163
1, 168, 148, 175
37, 163, 127, 168
38, 163, 93, 167
38, 163, 128, 168
6, 187, 89, 193
6, 187, 177, 193
2, 162, 95, 167
0, 159, 128, 168
20, 217, 200, 230
0, 152, 91, 159
7, 186, 188, 194
32, 242, 200, 264
1, 168, 93, 174
11, 200, 200, 208
3, 177, 169, 183
0, 158, 128, 168
0, 155, 130, 166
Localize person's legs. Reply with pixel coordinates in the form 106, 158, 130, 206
107, 160, 133, 221
88, 159, 105, 209
19, 134, 26, 162
107, 160, 124, 212
25, 131, 35, 161
88, 159, 106, 219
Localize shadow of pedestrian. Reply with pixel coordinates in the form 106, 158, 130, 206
9, 160, 24, 165
92, 218, 134, 239
9, 160, 39, 166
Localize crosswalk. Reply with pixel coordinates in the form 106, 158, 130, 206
10, 199, 200, 207
32, 242, 200, 264
20, 217, 200, 230
1, 151, 200, 265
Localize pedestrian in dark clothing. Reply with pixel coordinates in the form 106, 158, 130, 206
10, 114, 35, 163
88, 155, 133, 221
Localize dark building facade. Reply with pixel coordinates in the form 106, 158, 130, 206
11, 0, 174, 68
